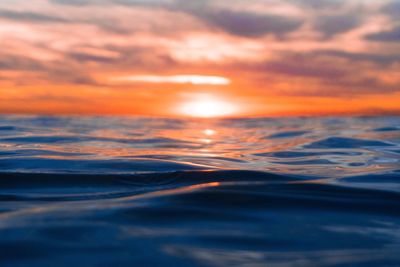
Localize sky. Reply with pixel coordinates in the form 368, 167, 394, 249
0, 0, 400, 117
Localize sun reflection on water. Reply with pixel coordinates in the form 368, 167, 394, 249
1, 116, 398, 177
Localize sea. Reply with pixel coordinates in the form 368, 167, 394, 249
0, 115, 399, 267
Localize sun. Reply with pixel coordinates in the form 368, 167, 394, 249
178, 95, 238, 118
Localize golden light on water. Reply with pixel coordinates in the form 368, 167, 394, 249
178, 94, 238, 118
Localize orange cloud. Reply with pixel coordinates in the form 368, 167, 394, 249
0, 0, 399, 117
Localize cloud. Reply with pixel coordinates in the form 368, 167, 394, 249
381, 0, 400, 19
171, 0, 304, 37
312, 50, 400, 65
0, 9, 67, 23
315, 14, 363, 37
0, 0, 374, 40
236, 51, 400, 96
0, 0, 399, 114
68, 51, 120, 63
197, 9, 303, 37
109, 75, 231, 85
0, 55, 48, 71
50, 0, 170, 6
259, 54, 347, 79
0, 54, 97, 85
289, 0, 345, 9
366, 26, 400, 42
77, 45, 178, 70
47, 67, 97, 85
50, 0, 304, 37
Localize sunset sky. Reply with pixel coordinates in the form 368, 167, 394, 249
1, 0, 400, 117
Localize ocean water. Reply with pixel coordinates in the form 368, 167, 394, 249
0, 115, 399, 267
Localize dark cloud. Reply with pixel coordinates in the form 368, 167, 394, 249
196, 9, 303, 37
50, 0, 169, 7
1, 5, 188, 35
171, 0, 304, 37
374, 0, 400, 43
68, 52, 118, 63
289, 0, 344, 9
0, 9, 67, 23
236, 51, 400, 96
46, 67, 97, 85
51, 0, 304, 37
0, 55, 45, 71
65, 45, 177, 72
260, 55, 346, 79
381, 1, 400, 19
315, 14, 362, 36
366, 26, 400, 42
50, 0, 96, 5
309, 50, 400, 65
0, 54, 97, 85
115, 0, 168, 6
319, 76, 399, 96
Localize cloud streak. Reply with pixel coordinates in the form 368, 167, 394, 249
110, 75, 231, 85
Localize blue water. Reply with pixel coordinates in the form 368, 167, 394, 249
0, 115, 399, 266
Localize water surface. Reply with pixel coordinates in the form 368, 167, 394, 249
0, 116, 399, 266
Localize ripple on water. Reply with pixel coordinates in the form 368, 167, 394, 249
0, 116, 400, 266
304, 137, 395, 149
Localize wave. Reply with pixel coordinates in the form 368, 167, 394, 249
1, 116, 400, 266
1, 169, 400, 266
304, 137, 395, 149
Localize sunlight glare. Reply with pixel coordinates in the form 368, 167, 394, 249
179, 95, 238, 118
204, 129, 216, 136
